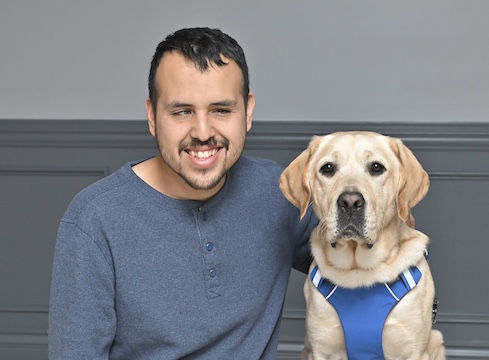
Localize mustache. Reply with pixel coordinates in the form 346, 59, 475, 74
179, 137, 229, 152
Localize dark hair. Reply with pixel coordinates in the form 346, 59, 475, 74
148, 27, 250, 113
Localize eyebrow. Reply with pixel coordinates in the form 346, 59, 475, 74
165, 99, 238, 109
210, 99, 238, 107
165, 101, 191, 109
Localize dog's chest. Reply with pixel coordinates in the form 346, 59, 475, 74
310, 266, 421, 360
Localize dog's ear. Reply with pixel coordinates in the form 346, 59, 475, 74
390, 138, 430, 226
280, 136, 321, 219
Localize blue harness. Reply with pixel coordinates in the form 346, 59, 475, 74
310, 265, 422, 360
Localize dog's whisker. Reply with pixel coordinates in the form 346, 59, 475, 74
317, 218, 329, 236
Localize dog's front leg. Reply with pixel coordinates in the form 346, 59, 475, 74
301, 338, 313, 360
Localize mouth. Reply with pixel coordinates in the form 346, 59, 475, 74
182, 138, 228, 162
183, 145, 224, 170
336, 229, 364, 244
331, 224, 374, 249
186, 148, 220, 159
336, 219, 366, 238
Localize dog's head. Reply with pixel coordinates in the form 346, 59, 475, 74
280, 131, 429, 249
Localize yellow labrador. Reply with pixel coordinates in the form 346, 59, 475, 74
280, 131, 445, 360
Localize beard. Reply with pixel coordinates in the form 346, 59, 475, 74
155, 134, 236, 191
179, 165, 226, 191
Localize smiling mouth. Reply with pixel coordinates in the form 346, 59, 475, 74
187, 148, 220, 159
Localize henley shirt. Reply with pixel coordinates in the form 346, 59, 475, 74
49, 156, 317, 360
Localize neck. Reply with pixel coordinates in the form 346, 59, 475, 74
313, 223, 429, 288
132, 156, 225, 201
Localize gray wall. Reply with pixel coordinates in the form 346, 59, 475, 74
1, 119, 489, 359
1, 1, 489, 121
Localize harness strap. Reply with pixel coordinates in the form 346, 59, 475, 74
310, 265, 422, 360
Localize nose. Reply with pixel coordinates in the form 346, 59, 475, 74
190, 112, 215, 141
337, 192, 365, 213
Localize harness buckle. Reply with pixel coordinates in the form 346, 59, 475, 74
432, 297, 439, 324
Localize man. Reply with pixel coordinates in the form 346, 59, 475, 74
49, 27, 317, 359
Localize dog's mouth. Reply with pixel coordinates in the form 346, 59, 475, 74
337, 224, 364, 239
332, 225, 373, 249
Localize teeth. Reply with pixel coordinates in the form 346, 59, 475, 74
189, 149, 218, 159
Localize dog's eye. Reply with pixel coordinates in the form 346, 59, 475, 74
369, 162, 386, 176
319, 162, 336, 177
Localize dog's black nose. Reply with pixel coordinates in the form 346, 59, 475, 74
337, 192, 365, 212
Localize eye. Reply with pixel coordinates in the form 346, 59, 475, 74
172, 109, 192, 117
369, 162, 386, 176
214, 108, 231, 115
319, 162, 336, 177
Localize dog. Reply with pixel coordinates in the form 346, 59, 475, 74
280, 131, 445, 359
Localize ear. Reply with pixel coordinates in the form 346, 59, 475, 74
390, 138, 430, 225
245, 92, 255, 132
280, 136, 321, 219
146, 97, 156, 137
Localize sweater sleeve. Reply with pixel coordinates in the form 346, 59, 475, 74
289, 203, 318, 274
49, 220, 116, 360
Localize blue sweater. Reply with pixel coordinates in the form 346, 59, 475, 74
49, 156, 317, 360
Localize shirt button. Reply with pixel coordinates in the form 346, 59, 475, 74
201, 211, 208, 221
206, 242, 214, 251
209, 268, 217, 278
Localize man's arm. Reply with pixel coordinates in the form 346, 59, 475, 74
291, 204, 318, 274
49, 221, 116, 359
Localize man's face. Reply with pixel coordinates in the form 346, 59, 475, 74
146, 51, 254, 199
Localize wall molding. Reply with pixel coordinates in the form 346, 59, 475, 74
246, 120, 489, 151
0, 167, 109, 178
2, 119, 489, 150
430, 172, 489, 181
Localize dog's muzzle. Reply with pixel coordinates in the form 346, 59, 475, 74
336, 191, 366, 239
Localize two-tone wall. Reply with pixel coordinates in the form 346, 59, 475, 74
2, 2, 489, 358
